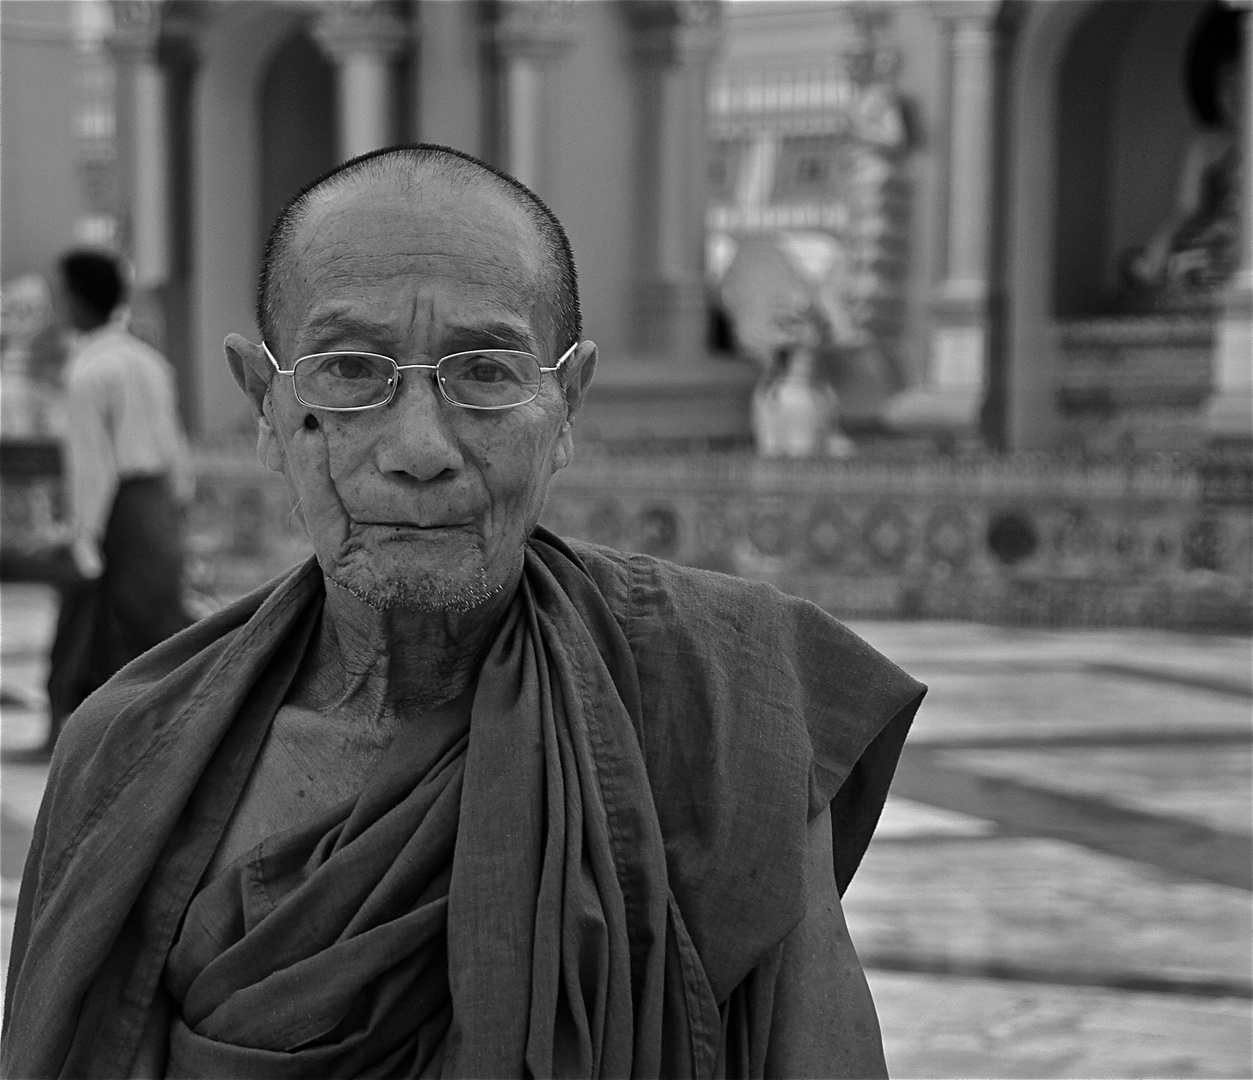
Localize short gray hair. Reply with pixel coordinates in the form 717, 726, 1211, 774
257, 144, 582, 364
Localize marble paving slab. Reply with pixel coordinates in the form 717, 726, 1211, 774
843, 835, 1252, 984
870, 969, 1253, 1079
899, 667, 1252, 745
943, 744, 1252, 835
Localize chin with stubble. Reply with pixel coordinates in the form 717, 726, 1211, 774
328, 563, 507, 614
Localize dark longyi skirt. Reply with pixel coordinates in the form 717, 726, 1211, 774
46, 476, 192, 734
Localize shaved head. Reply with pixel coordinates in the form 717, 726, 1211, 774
257, 144, 581, 362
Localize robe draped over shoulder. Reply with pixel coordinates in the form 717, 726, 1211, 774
3, 528, 924, 1079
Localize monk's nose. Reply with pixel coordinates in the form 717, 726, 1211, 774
374, 371, 465, 481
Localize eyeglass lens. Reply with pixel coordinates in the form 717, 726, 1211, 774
293, 351, 544, 410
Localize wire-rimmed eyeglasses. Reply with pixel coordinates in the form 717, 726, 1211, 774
262, 340, 578, 412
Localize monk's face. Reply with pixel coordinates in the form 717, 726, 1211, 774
229, 172, 595, 611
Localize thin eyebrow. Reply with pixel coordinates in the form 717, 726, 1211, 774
298, 310, 538, 356
442, 322, 536, 353
299, 309, 396, 351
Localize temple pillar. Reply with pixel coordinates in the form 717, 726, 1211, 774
314, 1, 410, 162
568, 0, 755, 448
72, 1, 119, 249
491, 1, 575, 196
109, 0, 169, 291
884, 0, 1000, 447
1205, 1, 1253, 445
107, 0, 173, 356
625, 0, 719, 361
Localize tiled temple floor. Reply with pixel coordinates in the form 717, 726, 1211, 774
2, 583, 1250, 1077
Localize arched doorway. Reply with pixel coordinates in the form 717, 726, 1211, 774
190, 3, 309, 438
260, 31, 336, 241
1004, 0, 1225, 451
1054, 0, 1219, 317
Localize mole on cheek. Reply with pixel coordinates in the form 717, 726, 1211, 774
304, 413, 320, 431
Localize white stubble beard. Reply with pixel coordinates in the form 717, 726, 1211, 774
328, 563, 506, 613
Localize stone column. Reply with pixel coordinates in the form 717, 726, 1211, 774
884, 0, 1000, 447
626, 0, 721, 360
314, 1, 410, 162
109, 0, 169, 290
72, 0, 118, 249
1205, 1, 1253, 445
492, 0, 575, 194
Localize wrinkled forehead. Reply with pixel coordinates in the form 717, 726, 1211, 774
278, 173, 551, 349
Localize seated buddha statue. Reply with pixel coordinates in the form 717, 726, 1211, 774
1122, 8, 1242, 309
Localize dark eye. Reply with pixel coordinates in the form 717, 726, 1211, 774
325, 353, 378, 380
463, 356, 511, 383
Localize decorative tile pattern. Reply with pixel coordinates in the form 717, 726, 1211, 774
541, 452, 1253, 631
2, 446, 1249, 629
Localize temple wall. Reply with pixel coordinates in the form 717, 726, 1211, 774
1006, 0, 1097, 450
891, 6, 945, 389
259, 31, 337, 251
0, 2, 83, 282
413, 0, 486, 155
544, 3, 638, 366
191, 4, 305, 440
1054, 1, 1127, 318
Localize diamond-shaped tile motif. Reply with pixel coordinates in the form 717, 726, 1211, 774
805, 502, 855, 567
924, 505, 974, 568
862, 503, 913, 568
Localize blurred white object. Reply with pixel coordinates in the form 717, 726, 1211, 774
71, 535, 104, 580
712, 232, 861, 365
751, 338, 839, 459
1, 274, 65, 439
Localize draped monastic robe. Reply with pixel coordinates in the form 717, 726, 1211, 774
3, 529, 924, 1079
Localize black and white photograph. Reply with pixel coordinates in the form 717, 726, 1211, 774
1, 0, 1250, 1076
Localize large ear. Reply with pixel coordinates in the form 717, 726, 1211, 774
225, 333, 271, 417
224, 333, 283, 473
553, 340, 597, 472
561, 340, 597, 423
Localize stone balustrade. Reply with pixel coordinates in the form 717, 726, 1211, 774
541, 452, 1250, 630
2, 443, 1248, 630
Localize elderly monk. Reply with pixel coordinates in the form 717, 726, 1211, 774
3, 145, 924, 1079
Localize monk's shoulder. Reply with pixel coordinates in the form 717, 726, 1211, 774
566, 539, 885, 682
42, 566, 312, 850
551, 537, 923, 784
562, 537, 787, 637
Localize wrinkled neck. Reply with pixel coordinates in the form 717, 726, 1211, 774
300, 572, 518, 716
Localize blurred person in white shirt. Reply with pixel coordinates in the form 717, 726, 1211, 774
39, 249, 195, 757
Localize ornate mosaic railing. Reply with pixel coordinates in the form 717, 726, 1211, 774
2, 443, 1249, 630
540, 452, 1251, 630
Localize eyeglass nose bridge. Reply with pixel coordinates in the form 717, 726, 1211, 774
390, 360, 441, 403
391, 360, 470, 409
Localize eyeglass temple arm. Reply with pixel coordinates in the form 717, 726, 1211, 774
540, 341, 581, 372
261, 342, 294, 374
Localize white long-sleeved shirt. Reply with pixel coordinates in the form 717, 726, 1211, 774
63, 320, 194, 545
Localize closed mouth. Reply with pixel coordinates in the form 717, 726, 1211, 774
359, 521, 472, 532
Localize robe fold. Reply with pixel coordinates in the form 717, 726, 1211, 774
3, 529, 925, 1079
